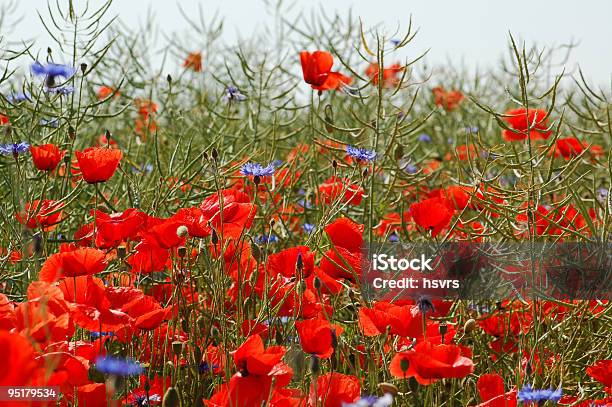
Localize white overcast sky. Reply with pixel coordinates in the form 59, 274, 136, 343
4, 0, 611, 86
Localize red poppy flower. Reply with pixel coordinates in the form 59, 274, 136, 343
171, 207, 210, 238
319, 246, 362, 281
184, 51, 203, 72
16, 199, 64, 231
410, 197, 454, 237
73, 383, 108, 407
75, 147, 122, 183
553, 137, 584, 159
232, 334, 288, 378
97, 85, 120, 100
502, 108, 551, 141
30, 143, 66, 171
586, 360, 612, 393
127, 241, 169, 274
295, 318, 342, 359
121, 294, 167, 330
200, 189, 257, 239
324, 217, 364, 252
475, 373, 517, 407
0, 113, 9, 125
39, 247, 107, 281
94, 208, 146, 248
0, 331, 45, 386
365, 62, 404, 87
390, 340, 474, 384
358, 301, 425, 338
300, 51, 352, 91
267, 246, 314, 278
318, 176, 364, 206
433, 86, 465, 111
308, 373, 360, 407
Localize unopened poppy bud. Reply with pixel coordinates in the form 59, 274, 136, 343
211, 229, 219, 245
162, 387, 180, 407
117, 246, 127, 259
171, 341, 183, 356
68, 125, 76, 140
167, 74, 172, 83
400, 357, 409, 373
332, 160, 338, 169
203, 152, 208, 161
313, 276, 322, 291
331, 329, 338, 349
464, 318, 476, 334
377, 382, 399, 396
296, 252, 303, 272
362, 168, 368, 178
310, 354, 320, 375
253, 175, 260, 185
47, 47, 52, 55
211, 148, 218, 160
80, 63, 87, 74
176, 225, 189, 238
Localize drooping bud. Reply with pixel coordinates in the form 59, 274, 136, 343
464, 318, 476, 334
162, 387, 180, 407
167, 74, 172, 83
80, 63, 87, 74
211, 229, 219, 245
211, 148, 218, 161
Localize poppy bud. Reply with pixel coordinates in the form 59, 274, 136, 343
211, 148, 218, 161
33, 233, 42, 255
80, 63, 87, 74
400, 357, 409, 373
105, 129, 112, 142
176, 225, 189, 238
377, 382, 399, 396
162, 387, 180, 407
117, 246, 127, 259
331, 329, 338, 350
167, 74, 172, 83
313, 276, 322, 291
171, 341, 183, 356
47, 47, 52, 55
296, 252, 303, 272
362, 168, 368, 178
332, 160, 338, 169
464, 318, 476, 334
211, 229, 218, 245
417, 296, 435, 314
203, 152, 209, 161
310, 354, 320, 375
253, 175, 260, 185
68, 126, 76, 140
63, 153, 71, 164
143, 379, 151, 392
439, 322, 448, 343
269, 218, 276, 227
394, 145, 404, 160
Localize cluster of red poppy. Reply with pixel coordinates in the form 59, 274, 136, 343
0, 44, 609, 407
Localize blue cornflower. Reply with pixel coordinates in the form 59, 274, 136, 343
95, 355, 143, 377
303, 223, 315, 234
517, 384, 562, 405
45, 85, 74, 95
417, 133, 432, 143
223, 85, 247, 102
596, 188, 608, 203
390, 39, 401, 46
389, 232, 399, 242
255, 234, 278, 244
6, 91, 31, 103
343, 393, 393, 407
346, 145, 376, 162
131, 163, 154, 174
0, 142, 30, 156
89, 331, 114, 339
465, 126, 479, 133
199, 361, 220, 374
240, 162, 276, 177
31, 62, 75, 82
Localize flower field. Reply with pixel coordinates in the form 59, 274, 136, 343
0, 1, 611, 406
